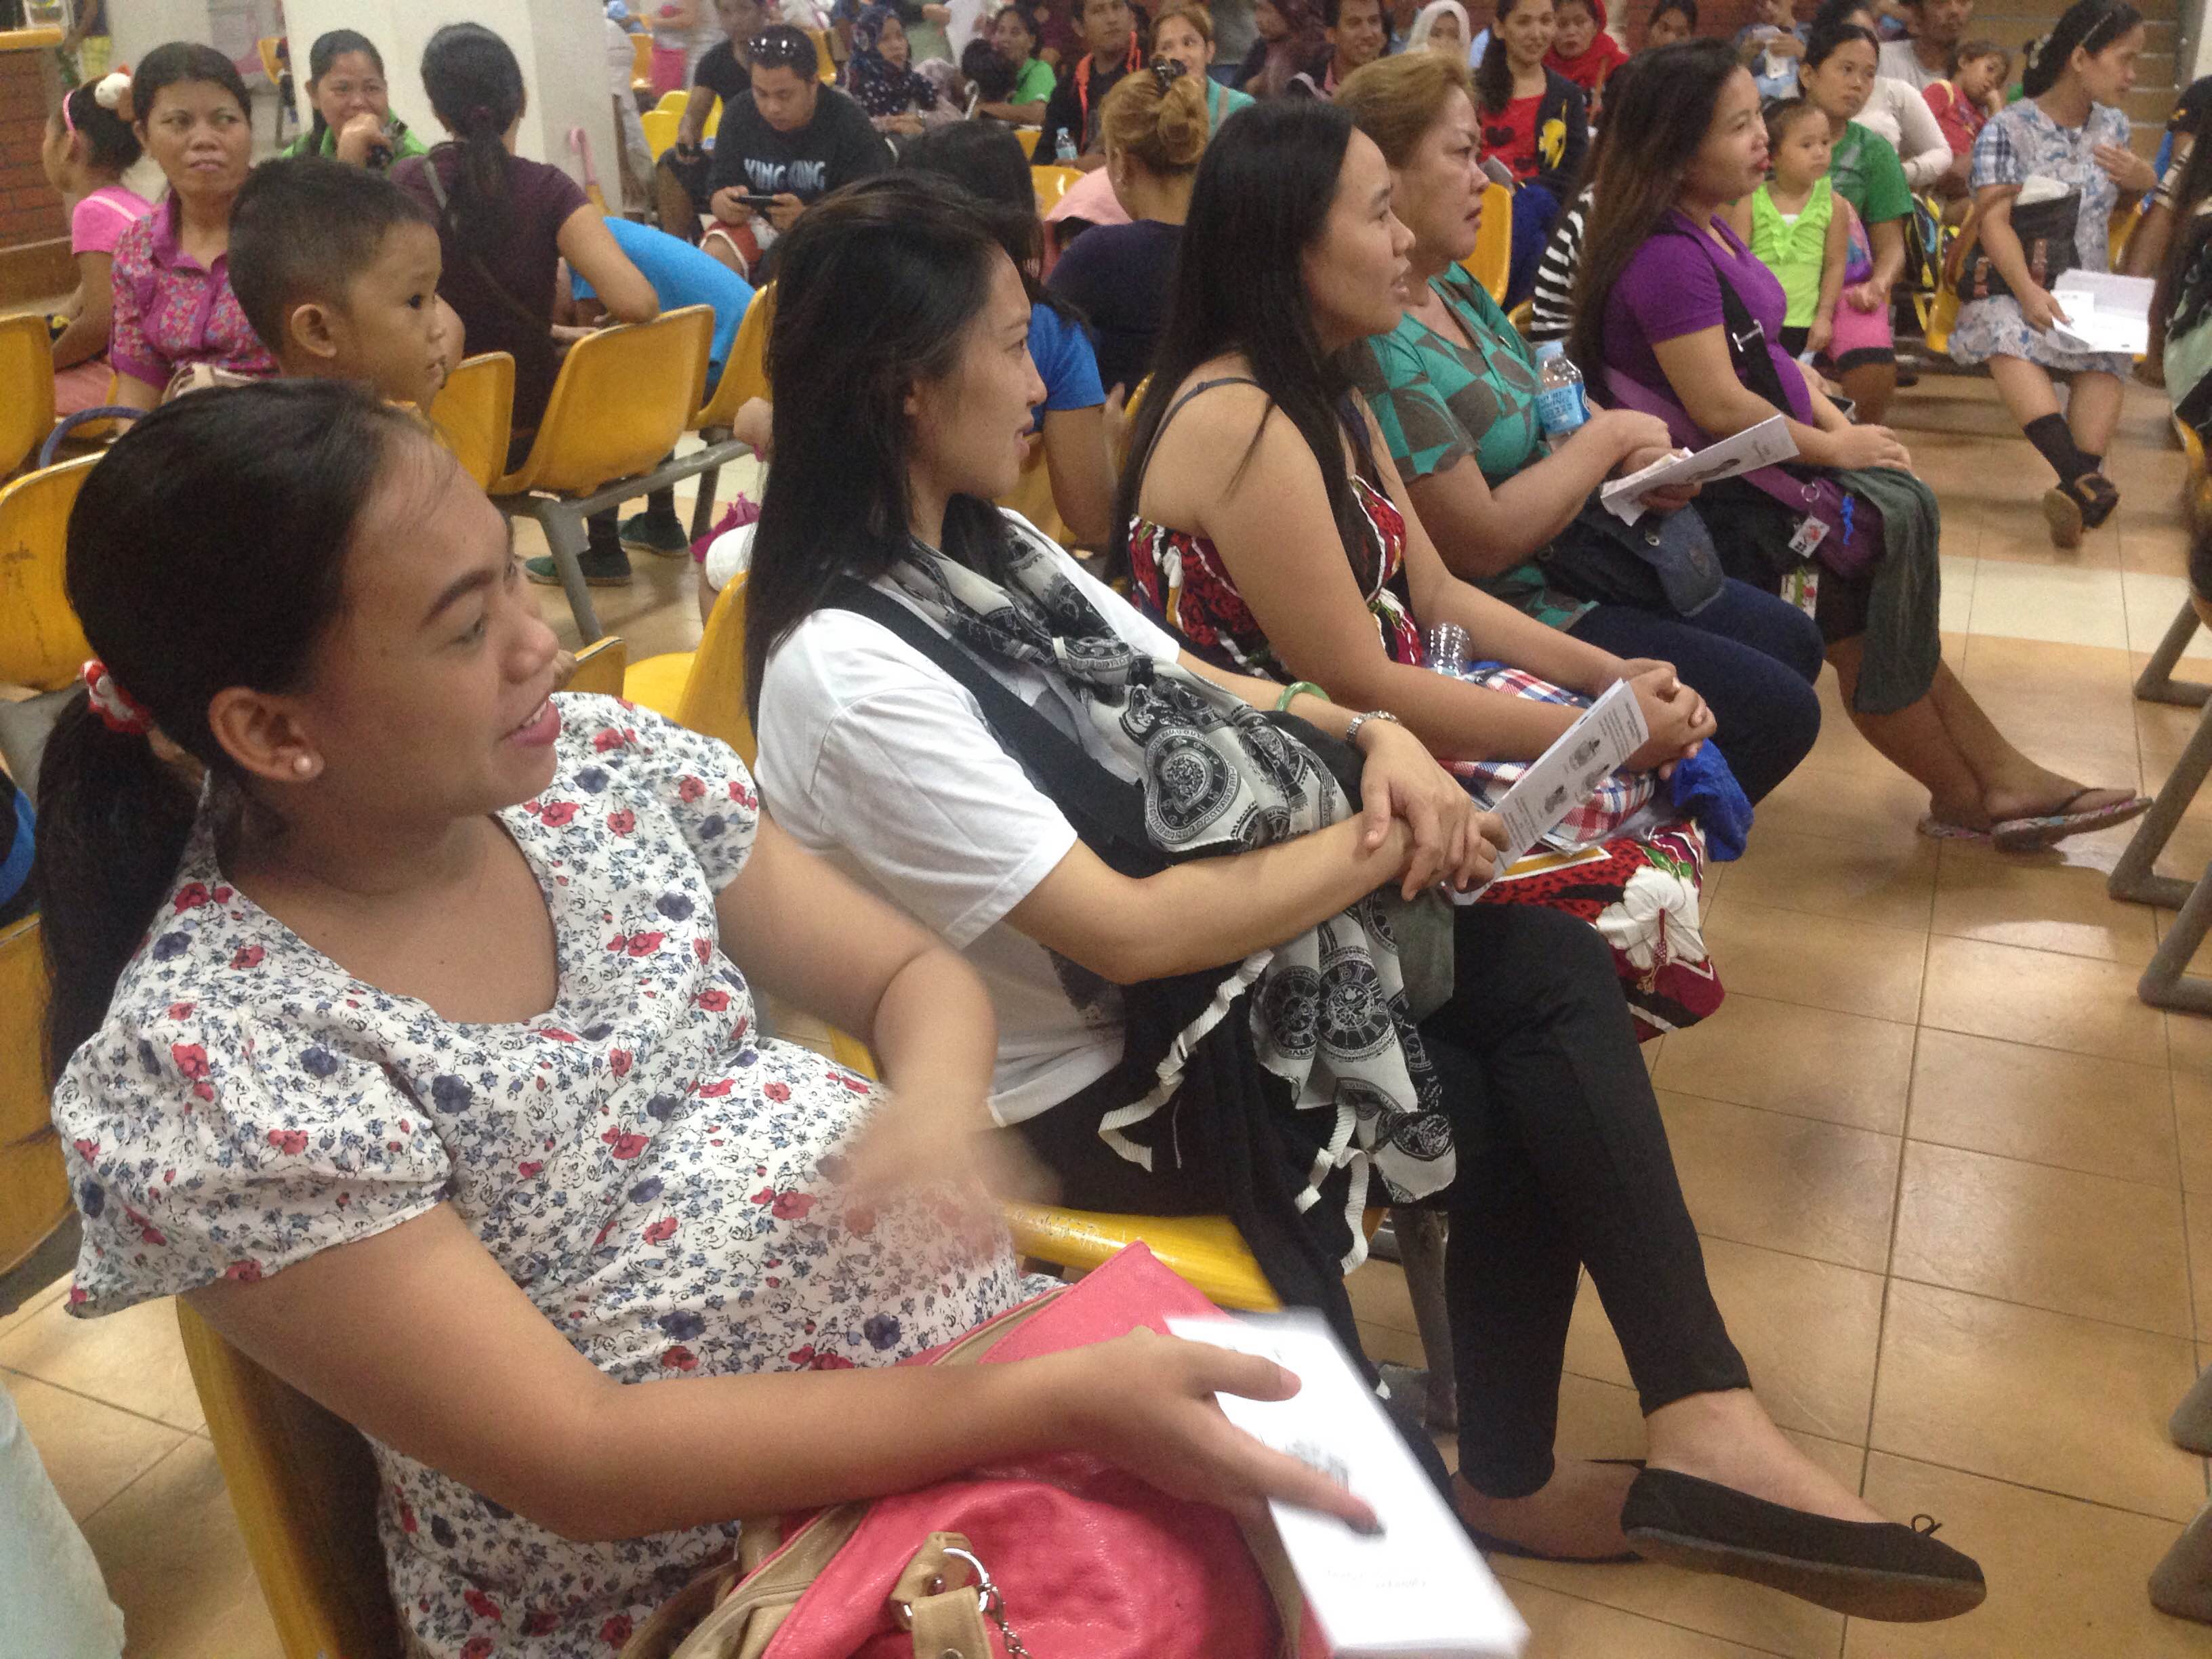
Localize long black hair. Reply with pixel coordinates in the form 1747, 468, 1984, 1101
131, 41, 251, 131
743, 175, 1019, 719
1802, 19, 1879, 75
1568, 37, 1740, 374
1476, 0, 1543, 115
2021, 0, 2142, 98
899, 121, 1084, 324
2154, 94, 2212, 349
34, 384, 426, 1080
303, 28, 387, 154
1112, 98, 1380, 587
419, 22, 527, 253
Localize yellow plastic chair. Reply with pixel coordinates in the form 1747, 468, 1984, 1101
1031, 164, 1083, 213
640, 105, 680, 160
1923, 280, 1959, 356
0, 455, 100, 793
489, 306, 716, 642
1458, 178, 1513, 303
425, 352, 515, 491
804, 26, 838, 81
623, 572, 754, 762
631, 30, 654, 95
177, 1301, 405, 1659
678, 285, 775, 541
998, 438, 1070, 546
1015, 127, 1041, 159
0, 312, 58, 478
563, 635, 630, 697
702, 99, 722, 139
0, 918, 69, 1284
655, 87, 691, 117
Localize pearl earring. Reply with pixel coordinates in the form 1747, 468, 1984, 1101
293, 755, 316, 776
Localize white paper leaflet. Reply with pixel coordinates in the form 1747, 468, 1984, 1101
2049, 271, 2155, 357
1599, 414, 1799, 524
1168, 1311, 1528, 1658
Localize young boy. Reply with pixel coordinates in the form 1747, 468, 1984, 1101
1923, 39, 2007, 158
230, 156, 462, 410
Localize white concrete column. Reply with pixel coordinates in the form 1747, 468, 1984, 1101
278, 0, 618, 195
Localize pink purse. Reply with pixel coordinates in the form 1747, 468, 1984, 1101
619, 1243, 1324, 1659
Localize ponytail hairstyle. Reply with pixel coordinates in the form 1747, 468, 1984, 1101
419, 22, 527, 253
2020, 0, 2141, 97
1113, 98, 1382, 588
52, 72, 142, 173
1100, 58, 1209, 174
303, 28, 388, 154
1568, 37, 1740, 373
1477, 0, 1542, 115
34, 384, 426, 1080
131, 41, 251, 131
743, 176, 1019, 720
2152, 91, 2212, 350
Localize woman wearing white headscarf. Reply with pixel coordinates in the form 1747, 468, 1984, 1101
1407, 0, 1473, 56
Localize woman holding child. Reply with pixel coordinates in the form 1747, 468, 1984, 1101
1579, 38, 2148, 848
744, 163, 1986, 1616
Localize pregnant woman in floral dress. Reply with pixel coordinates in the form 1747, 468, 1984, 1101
35, 383, 1367, 1659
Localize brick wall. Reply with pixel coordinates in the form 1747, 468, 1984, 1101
0, 47, 66, 251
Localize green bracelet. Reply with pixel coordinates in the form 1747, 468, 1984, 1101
1275, 680, 1327, 713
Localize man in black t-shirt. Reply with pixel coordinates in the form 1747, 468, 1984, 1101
1037, 0, 1145, 167
653, 0, 764, 238
702, 26, 892, 274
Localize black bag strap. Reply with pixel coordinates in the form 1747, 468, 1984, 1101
1658, 215, 1797, 416
826, 578, 1166, 875
417, 147, 556, 339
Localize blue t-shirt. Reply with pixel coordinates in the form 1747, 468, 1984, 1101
1028, 300, 1105, 429
571, 218, 755, 385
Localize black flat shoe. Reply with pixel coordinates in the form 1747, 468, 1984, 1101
1457, 1460, 1647, 1563
1621, 1469, 1986, 1622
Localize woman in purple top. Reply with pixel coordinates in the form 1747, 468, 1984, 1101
1575, 41, 2148, 851
108, 44, 276, 409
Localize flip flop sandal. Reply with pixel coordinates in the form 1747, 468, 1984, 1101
1990, 790, 2152, 852
1916, 815, 1990, 842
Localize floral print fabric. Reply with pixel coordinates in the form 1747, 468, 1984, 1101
53, 695, 1026, 1658
106, 194, 276, 390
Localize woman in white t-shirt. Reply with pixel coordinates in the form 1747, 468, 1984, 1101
745, 172, 1988, 1616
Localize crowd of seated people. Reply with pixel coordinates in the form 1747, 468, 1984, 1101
30, 0, 2212, 1650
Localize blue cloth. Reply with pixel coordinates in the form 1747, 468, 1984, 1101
571, 218, 755, 387
0, 781, 30, 919
1027, 300, 1105, 429
1666, 743, 1753, 861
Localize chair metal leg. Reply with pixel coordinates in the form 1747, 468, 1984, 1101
2109, 699, 2212, 909
1395, 1208, 1456, 1433
689, 461, 723, 542
532, 501, 604, 644
2135, 599, 2212, 708
2136, 857, 2212, 1015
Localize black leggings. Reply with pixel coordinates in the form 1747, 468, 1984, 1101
1012, 903, 1747, 1498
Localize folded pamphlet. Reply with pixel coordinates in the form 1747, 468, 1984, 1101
1454, 678, 1650, 897
1168, 1311, 1528, 1658
2049, 271, 2154, 357
1599, 413, 1799, 524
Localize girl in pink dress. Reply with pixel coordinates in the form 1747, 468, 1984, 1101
38, 72, 155, 417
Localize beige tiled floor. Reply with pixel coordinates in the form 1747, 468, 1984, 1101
18, 378, 2212, 1655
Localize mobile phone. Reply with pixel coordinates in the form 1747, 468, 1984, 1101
728, 192, 784, 209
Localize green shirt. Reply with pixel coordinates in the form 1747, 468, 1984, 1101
1748, 176, 1834, 327
1828, 119, 1910, 226
1011, 56, 1057, 106
279, 115, 430, 164
1205, 79, 1254, 131
1349, 265, 1595, 632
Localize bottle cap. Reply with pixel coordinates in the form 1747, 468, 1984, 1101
1532, 340, 1563, 360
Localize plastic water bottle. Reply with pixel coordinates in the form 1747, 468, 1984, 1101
1055, 129, 1078, 164
1532, 341, 1590, 441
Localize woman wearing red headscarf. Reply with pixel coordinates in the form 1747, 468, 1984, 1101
1546, 0, 1626, 106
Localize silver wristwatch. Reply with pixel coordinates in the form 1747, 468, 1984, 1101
1343, 709, 1401, 749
